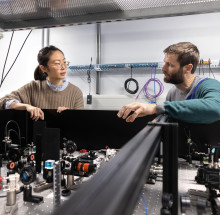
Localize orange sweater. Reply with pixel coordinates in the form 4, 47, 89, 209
0, 80, 84, 110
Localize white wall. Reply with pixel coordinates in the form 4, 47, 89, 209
0, 29, 42, 96
0, 12, 220, 110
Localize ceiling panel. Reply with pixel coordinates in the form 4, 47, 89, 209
0, 0, 220, 31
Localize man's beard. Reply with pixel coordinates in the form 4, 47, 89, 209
164, 67, 184, 85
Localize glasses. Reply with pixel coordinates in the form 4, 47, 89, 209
50, 61, 70, 69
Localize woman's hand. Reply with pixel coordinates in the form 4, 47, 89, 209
26, 105, 44, 121
57, 106, 69, 113
9, 102, 44, 121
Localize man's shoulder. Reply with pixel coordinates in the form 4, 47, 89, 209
200, 78, 220, 88
196, 78, 220, 96
167, 85, 177, 94
166, 85, 177, 101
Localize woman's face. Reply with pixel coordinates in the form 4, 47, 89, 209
46, 50, 68, 81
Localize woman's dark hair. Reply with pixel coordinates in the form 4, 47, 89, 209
34, 45, 64, 81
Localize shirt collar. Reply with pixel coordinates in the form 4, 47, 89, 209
46, 77, 69, 92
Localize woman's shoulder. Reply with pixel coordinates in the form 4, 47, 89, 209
67, 82, 82, 93
23, 80, 46, 89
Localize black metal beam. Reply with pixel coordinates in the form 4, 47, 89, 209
162, 122, 179, 214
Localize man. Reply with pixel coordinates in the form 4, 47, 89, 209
118, 42, 220, 124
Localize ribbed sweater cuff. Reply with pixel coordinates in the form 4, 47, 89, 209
156, 103, 165, 115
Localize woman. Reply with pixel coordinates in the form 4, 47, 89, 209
0, 45, 84, 121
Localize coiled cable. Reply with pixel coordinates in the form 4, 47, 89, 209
136, 66, 164, 103
124, 65, 139, 94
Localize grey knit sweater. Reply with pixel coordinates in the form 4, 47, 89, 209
0, 80, 84, 110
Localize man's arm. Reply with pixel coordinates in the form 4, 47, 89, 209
164, 79, 220, 124
117, 102, 157, 122
118, 79, 220, 124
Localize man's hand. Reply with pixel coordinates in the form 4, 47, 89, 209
26, 105, 44, 121
57, 106, 69, 113
117, 102, 157, 122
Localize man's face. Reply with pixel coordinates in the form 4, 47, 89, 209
162, 53, 184, 85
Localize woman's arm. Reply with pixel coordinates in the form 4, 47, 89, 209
9, 102, 44, 121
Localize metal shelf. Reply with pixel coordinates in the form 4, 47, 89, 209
69, 60, 220, 72
69, 62, 158, 71
1, 0, 220, 31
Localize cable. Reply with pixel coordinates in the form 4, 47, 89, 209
0, 30, 32, 88
136, 66, 164, 102
87, 57, 92, 95
141, 194, 148, 215
208, 58, 215, 79
23, 147, 29, 152
201, 59, 205, 76
183, 127, 199, 152
127, 65, 133, 91
1, 31, 14, 85
153, 65, 157, 103
86, 58, 93, 105
124, 78, 139, 94
124, 65, 139, 94
5, 120, 21, 145
8, 129, 21, 145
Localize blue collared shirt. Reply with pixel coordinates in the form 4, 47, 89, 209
46, 77, 69, 92
5, 78, 69, 109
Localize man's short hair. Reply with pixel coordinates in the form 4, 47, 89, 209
163, 42, 200, 74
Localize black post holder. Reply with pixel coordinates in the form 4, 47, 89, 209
23, 185, 43, 203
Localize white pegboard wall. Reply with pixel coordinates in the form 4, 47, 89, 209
82, 94, 166, 110
69, 66, 220, 110
67, 68, 97, 96
67, 66, 168, 96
